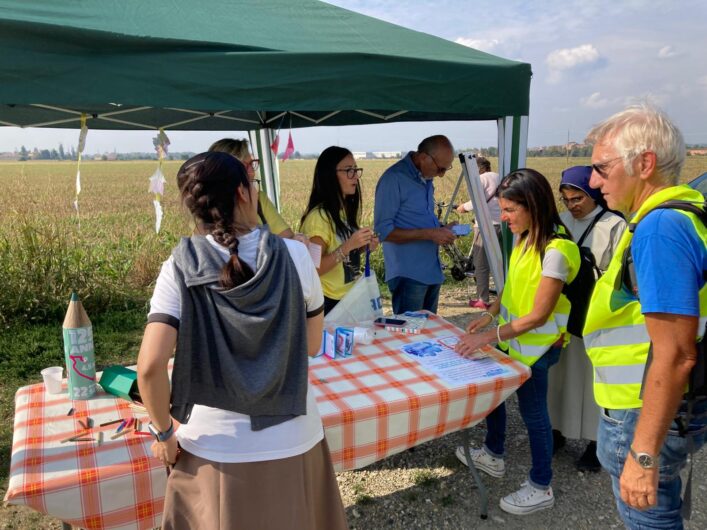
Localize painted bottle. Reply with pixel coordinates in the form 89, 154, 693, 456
62, 293, 97, 400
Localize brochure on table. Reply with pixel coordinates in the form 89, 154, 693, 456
399, 335, 511, 385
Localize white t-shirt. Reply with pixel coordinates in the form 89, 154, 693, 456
461, 171, 501, 224
149, 229, 325, 463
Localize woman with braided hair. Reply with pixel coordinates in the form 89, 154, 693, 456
137, 152, 348, 530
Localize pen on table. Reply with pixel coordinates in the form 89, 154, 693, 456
110, 428, 134, 440
100, 418, 123, 428
61, 430, 90, 443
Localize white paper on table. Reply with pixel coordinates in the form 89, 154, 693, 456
148, 168, 166, 195
153, 199, 164, 234
307, 242, 322, 267
400, 340, 509, 385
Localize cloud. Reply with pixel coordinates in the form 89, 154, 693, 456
657, 45, 678, 59
580, 92, 611, 109
546, 44, 602, 83
547, 44, 600, 70
698, 75, 707, 89
455, 37, 501, 53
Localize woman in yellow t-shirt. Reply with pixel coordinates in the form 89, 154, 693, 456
209, 138, 293, 237
300, 146, 378, 314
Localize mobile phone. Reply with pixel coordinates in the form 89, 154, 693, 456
451, 224, 471, 236
374, 317, 407, 327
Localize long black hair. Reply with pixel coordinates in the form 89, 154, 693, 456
496, 168, 570, 255
300, 146, 361, 238
177, 152, 254, 289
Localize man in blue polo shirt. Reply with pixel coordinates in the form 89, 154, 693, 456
374, 135, 456, 314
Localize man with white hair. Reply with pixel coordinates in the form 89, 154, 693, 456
583, 105, 707, 528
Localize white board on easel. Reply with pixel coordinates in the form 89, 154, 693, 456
459, 152, 505, 292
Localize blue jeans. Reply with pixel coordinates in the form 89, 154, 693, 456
597, 399, 707, 529
387, 277, 441, 314
483, 346, 561, 489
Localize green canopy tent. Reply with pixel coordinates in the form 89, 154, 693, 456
0, 0, 530, 271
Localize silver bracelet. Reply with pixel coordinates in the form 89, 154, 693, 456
334, 246, 347, 263
496, 324, 503, 344
480, 311, 496, 324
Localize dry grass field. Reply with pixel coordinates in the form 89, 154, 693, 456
2, 155, 706, 324
0, 155, 705, 528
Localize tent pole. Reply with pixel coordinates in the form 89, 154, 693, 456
496, 115, 529, 273
254, 128, 281, 211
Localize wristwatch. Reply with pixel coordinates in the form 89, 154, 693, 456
629, 446, 657, 469
147, 420, 175, 442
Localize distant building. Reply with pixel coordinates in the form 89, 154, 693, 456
688, 149, 707, 156
372, 151, 402, 159
352, 151, 367, 160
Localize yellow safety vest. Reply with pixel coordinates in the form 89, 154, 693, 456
498, 234, 580, 366
584, 185, 707, 409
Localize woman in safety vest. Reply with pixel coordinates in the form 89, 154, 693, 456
454, 168, 580, 516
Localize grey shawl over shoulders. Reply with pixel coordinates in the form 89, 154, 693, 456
169, 229, 308, 431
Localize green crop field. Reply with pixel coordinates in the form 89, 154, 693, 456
0, 155, 706, 526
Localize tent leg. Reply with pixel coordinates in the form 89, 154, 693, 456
496, 115, 528, 273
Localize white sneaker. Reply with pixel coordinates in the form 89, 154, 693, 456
499, 481, 554, 515
455, 445, 505, 478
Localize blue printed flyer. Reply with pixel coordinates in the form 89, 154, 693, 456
400, 336, 511, 385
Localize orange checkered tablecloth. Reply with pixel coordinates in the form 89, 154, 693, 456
311, 314, 531, 471
5, 315, 530, 529
4, 382, 165, 530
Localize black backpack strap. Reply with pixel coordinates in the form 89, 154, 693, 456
577, 208, 608, 247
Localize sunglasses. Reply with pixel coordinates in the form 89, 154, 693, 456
591, 156, 623, 179
425, 152, 453, 174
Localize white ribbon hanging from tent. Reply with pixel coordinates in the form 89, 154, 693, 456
148, 129, 170, 233
73, 114, 88, 229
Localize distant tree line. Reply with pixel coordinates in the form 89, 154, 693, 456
13, 145, 194, 161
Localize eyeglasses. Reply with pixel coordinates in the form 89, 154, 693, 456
561, 195, 586, 207
336, 167, 364, 179
591, 156, 623, 179
425, 152, 453, 174
247, 159, 260, 171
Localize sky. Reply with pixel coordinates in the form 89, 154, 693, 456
1, 0, 706, 155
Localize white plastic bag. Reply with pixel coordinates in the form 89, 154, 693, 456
324, 249, 383, 326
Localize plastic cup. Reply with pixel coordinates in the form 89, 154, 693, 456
41, 366, 64, 394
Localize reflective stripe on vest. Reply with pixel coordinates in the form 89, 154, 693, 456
584, 185, 707, 409
594, 364, 646, 385
584, 323, 650, 348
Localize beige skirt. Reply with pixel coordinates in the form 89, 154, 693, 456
161, 438, 349, 530
547, 334, 600, 441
